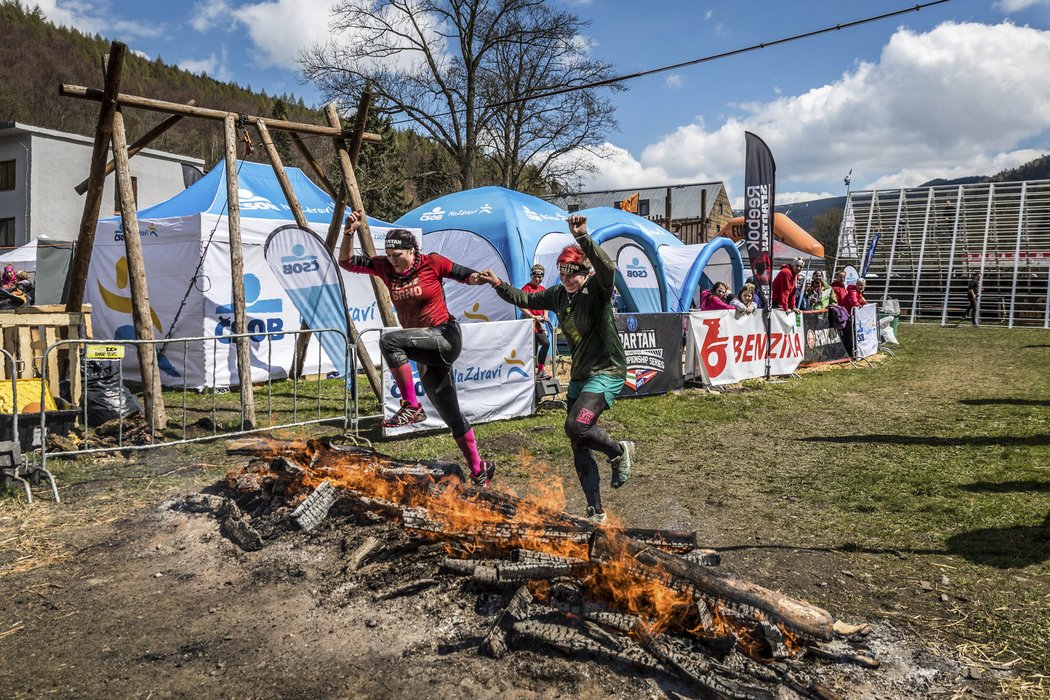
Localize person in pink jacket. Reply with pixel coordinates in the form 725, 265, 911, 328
699, 281, 735, 311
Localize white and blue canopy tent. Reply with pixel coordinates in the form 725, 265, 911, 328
396, 187, 745, 319
395, 186, 574, 324
86, 160, 396, 387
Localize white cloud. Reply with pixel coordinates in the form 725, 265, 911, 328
229, 0, 336, 69
665, 74, 684, 88
179, 47, 232, 81
994, 0, 1050, 12
29, 0, 163, 39
581, 21, 1050, 200
189, 0, 234, 32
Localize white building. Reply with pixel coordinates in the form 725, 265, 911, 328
0, 121, 204, 249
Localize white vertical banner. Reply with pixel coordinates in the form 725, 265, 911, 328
685, 309, 804, 385
853, 304, 879, 359
381, 319, 535, 436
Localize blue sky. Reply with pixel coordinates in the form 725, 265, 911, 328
32, 0, 1050, 206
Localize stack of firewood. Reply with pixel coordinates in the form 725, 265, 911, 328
225, 438, 878, 699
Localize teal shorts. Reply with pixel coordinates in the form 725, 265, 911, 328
567, 374, 626, 408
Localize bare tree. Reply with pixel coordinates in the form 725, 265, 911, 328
301, 0, 621, 191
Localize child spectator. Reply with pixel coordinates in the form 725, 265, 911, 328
732, 283, 758, 316
700, 281, 735, 311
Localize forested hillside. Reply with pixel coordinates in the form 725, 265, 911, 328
0, 1, 456, 220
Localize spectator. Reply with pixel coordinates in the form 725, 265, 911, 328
15, 271, 33, 305
830, 270, 848, 305
732, 283, 758, 316
843, 278, 868, 311
810, 270, 833, 310
700, 281, 735, 311
772, 257, 803, 311
959, 271, 981, 327
522, 264, 552, 379
744, 275, 768, 310
800, 280, 814, 310
0, 265, 15, 292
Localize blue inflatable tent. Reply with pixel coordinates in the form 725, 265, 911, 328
395, 187, 744, 320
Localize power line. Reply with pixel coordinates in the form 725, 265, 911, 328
383, 0, 950, 125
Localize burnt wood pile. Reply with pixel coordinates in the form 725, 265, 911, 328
225, 437, 878, 699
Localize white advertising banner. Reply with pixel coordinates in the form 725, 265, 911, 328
853, 303, 879, 359
381, 319, 535, 436
686, 309, 805, 385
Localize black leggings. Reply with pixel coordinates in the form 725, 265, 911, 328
379, 321, 471, 438
534, 330, 550, 366
565, 392, 621, 511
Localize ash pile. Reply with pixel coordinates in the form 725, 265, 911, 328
199, 436, 882, 700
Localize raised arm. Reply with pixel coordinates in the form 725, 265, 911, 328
338, 210, 380, 275
568, 214, 615, 292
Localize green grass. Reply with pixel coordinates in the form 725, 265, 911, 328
6, 322, 1050, 690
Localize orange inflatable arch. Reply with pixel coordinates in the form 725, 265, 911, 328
717, 213, 825, 258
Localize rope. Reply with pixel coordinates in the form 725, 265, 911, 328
159, 120, 251, 348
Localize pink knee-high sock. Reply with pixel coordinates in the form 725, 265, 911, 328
390, 363, 418, 407
455, 428, 482, 476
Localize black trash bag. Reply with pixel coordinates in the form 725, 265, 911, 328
84, 360, 142, 423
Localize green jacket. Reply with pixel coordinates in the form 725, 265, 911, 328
495, 233, 626, 383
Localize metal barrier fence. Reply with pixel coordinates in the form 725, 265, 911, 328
0, 347, 59, 502
35, 328, 354, 471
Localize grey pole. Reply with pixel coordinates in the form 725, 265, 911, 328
882, 189, 905, 303
1008, 182, 1026, 329
940, 186, 965, 326
910, 188, 934, 323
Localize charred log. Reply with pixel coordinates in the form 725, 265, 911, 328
590, 529, 836, 641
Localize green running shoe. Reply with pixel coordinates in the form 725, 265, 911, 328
610, 440, 634, 489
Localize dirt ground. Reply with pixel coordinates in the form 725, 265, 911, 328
1, 488, 960, 700
1, 325, 1047, 699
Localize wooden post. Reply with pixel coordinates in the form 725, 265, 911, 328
66, 42, 126, 313
700, 188, 708, 243
223, 115, 257, 429
111, 109, 167, 432
289, 132, 337, 198
324, 102, 397, 329
60, 84, 382, 142
664, 186, 673, 234
348, 89, 373, 167
75, 100, 196, 195
255, 121, 384, 402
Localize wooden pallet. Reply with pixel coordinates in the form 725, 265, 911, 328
0, 304, 92, 406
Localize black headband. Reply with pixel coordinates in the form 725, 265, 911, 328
385, 229, 416, 251
558, 262, 590, 276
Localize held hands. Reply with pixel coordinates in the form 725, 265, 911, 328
567, 214, 587, 238
344, 209, 364, 234
477, 270, 501, 287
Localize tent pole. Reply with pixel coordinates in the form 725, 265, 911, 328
112, 108, 167, 433
223, 115, 257, 429
66, 41, 126, 314
255, 121, 384, 402
325, 102, 398, 329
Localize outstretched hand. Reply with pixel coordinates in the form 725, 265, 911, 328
567, 214, 587, 238
477, 270, 501, 287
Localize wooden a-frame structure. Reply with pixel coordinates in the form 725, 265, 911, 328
61, 41, 397, 435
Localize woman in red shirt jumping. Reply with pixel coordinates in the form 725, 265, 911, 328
339, 210, 495, 487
